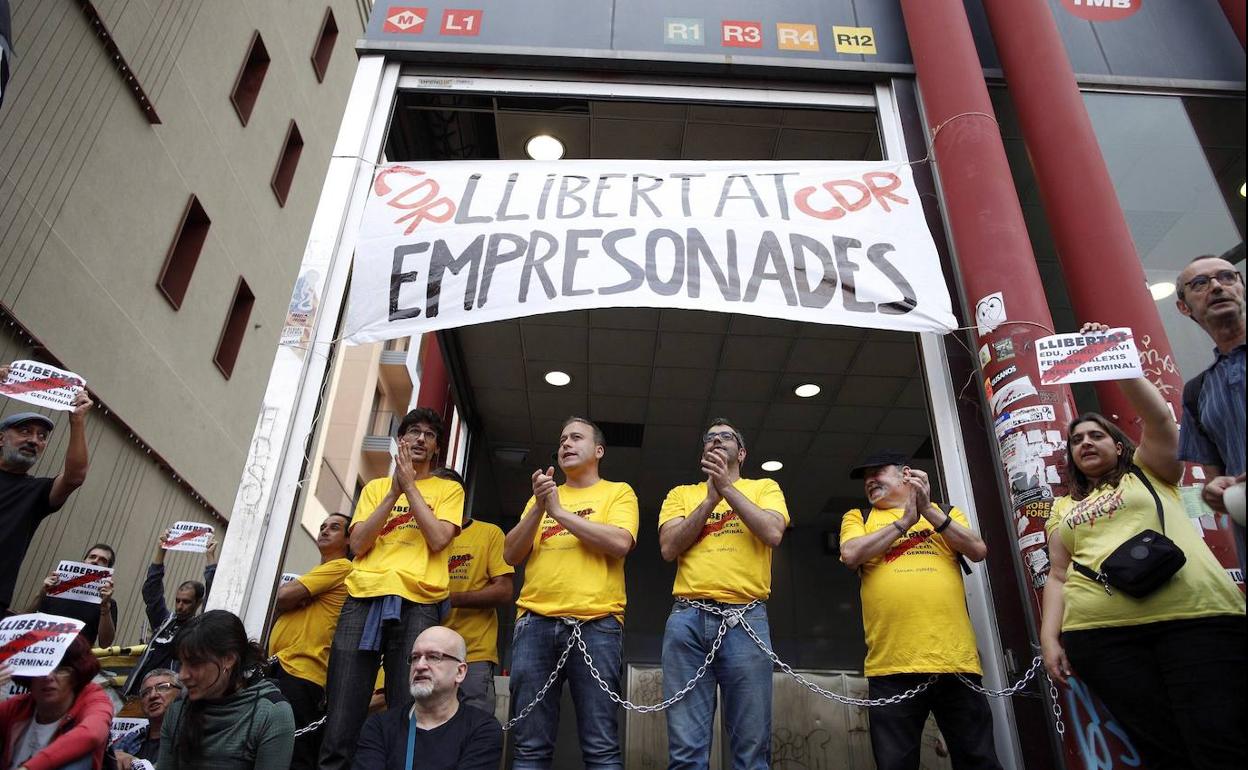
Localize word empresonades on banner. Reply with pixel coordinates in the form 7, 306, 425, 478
163, 521, 214, 553
345, 161, 957, 343
0, 360, 86, 411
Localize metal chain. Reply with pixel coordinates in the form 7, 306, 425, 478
502, 626, 579, 731
294, 715, 326, 738
1046, 674, 1066, 736
955, 656, 1044, 698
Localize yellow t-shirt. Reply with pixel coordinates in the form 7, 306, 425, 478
840, 505, 982, 677
1046, 463, 1245, 632
345, 476, 464, 602
515, 479, 639, 621
658, 478, 789, 604
445, 520, 515, 664
268, 558, 352, 687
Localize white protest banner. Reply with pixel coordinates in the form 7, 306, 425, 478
344, 160, 956, 343
132, 761, 155, 770
1035, 327, 1143, 385
163, 521, 214, 553
46, 561, 113, 605
0, 613, 87, 676
110, 717, 149, 745
0, 360, 85, 411
280, 572, 300, 586
1, 679, 28, 701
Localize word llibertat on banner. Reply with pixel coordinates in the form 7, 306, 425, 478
110, 717, 150, 745
0, 613, 86, 677
344, 160, 957, 343
46, 561, 113, 605
0, 360, 86, 411
163, 521, 214, 553
1035, 328, 1143, 385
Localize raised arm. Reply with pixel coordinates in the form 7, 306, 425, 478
839, 487, 922, 571
542, 482, 635, 559
49, 391, 92, 509
504, 469, 552, 565
659, 486, 720, 562
908, 469, 987, 562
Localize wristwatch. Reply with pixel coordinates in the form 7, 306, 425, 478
934, 514, 952, 534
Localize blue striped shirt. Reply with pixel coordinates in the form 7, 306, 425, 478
1179, 343, 1246, 477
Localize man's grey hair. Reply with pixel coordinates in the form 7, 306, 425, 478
141, 668, 186, 695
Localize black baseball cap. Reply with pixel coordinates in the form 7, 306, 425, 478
849, 450, 910, 479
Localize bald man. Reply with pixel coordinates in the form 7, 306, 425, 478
352, 626, 502, 770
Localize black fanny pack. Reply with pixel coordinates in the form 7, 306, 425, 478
1071, 466, 1186, 598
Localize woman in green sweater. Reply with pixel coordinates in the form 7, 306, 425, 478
160, 610, 295, 769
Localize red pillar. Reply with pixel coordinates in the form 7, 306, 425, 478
415, 334, 452, 421
900, 1, 1088, 765
1219, 0, 1246, 47
980, 0, 1186, 438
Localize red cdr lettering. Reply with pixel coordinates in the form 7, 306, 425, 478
373, 166, 457, 234
793, 172, 909, 220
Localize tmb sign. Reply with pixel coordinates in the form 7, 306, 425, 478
1060, 0, 1142, 22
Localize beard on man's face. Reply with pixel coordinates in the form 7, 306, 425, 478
1, 444, 37, 471
410, 681, 435, 700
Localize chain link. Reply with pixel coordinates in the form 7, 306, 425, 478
494, 602, 1052, 732
293, 715, 326, 738
1047, 675, 1066, 736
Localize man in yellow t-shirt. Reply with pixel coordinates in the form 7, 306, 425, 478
838, 449, 999, 770
267, 512, 351, 770
432, 466, 515, 717
657, 418, 788, 769
319, 407, 464, 770
502, 417, 638, 769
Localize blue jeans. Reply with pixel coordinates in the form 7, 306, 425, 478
508, 613, 624, 769
662, 600, 773, 770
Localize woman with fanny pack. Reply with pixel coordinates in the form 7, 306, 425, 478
1041, 324, 1246, 769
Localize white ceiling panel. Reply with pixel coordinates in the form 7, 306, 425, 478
835, 375, 907, 407
654, 332, 722, 369
588, 329, 656, 366
785, 338, 861, 374
711, 370, 778, 401
589, 395, 649, 423
592, 118, 684, 159
719, 335, 791, 371
522, 324, 588, 362
588, 364, 652, 396
650, 366, 715, 401
646, 396, 709, 427
659, 309, 730, 333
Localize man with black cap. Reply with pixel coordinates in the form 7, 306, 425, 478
839, 450, 999, 770
0, 377, 92, 616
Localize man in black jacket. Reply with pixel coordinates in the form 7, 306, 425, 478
353, 626, 501, 770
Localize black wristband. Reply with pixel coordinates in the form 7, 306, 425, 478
891, 521, 907, 536
934, 514, 952, 534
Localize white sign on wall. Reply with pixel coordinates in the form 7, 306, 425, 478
344, 161, 956, 342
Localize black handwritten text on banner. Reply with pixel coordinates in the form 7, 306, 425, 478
344, 161, 955, 342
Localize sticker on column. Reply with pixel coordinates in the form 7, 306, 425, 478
990, 376, 1037, 415
994, 405, 1056, 439
280, 573, 301, 586
1018, 531, 1047, 551
975, 292, 1006, 336
1035, 327, 1143, 385
993, 337, 1016, 361
978, 344, 992, 367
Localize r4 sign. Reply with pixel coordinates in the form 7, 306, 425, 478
441, 9, 483, 36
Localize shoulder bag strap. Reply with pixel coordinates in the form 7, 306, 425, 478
934, 503, 973, 576
405, 711, 417, 770
1127, 465, 1166, 533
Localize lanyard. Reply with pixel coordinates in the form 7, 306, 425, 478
405, 712, 417, 770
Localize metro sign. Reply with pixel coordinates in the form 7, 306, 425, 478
721, 20, 763, 49
383, 6, 427, 33
1060, 0, 1142, 22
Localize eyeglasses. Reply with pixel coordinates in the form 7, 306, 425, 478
703, 431, 739, 445
139, 682, 179, 699
1183, 269, 1242, 296
408, 651, 463, 665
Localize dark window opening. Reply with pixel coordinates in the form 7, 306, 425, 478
157, 196, 211, 310
311, 9, 339, 83
271, 121, 305, 206
214, 278, 255, 379
230, 32, 270, 125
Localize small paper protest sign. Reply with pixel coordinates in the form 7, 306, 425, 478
163, 522, 214, 553
280, 573, 300, 586
0, 360, 86, 411
110, 717, 149, 745
1035, 328, 1143, 385
132, 761, 155, 770
47, 561, 113, 605
0, 613, 87, 676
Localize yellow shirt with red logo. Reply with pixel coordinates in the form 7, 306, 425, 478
446, 520, 514, 664
840, 504, 981, 676
658, 478, 789, 604
268, 558, 352, 687
516, 479, 639, 622
1046, 462, 1244, 632
345, 476, 464, 602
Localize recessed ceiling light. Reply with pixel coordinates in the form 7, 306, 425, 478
1149, 281, 1176, 301
544, 370, 571, 386
525, 134, 564, 161
761, 460, 783, 472
1240, 181, 1246, 198
794, 383, 821, 398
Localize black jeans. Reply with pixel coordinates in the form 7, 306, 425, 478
867, 673, 1002, 770
1063, 615, 1246, 770
271, 661, 325, 770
